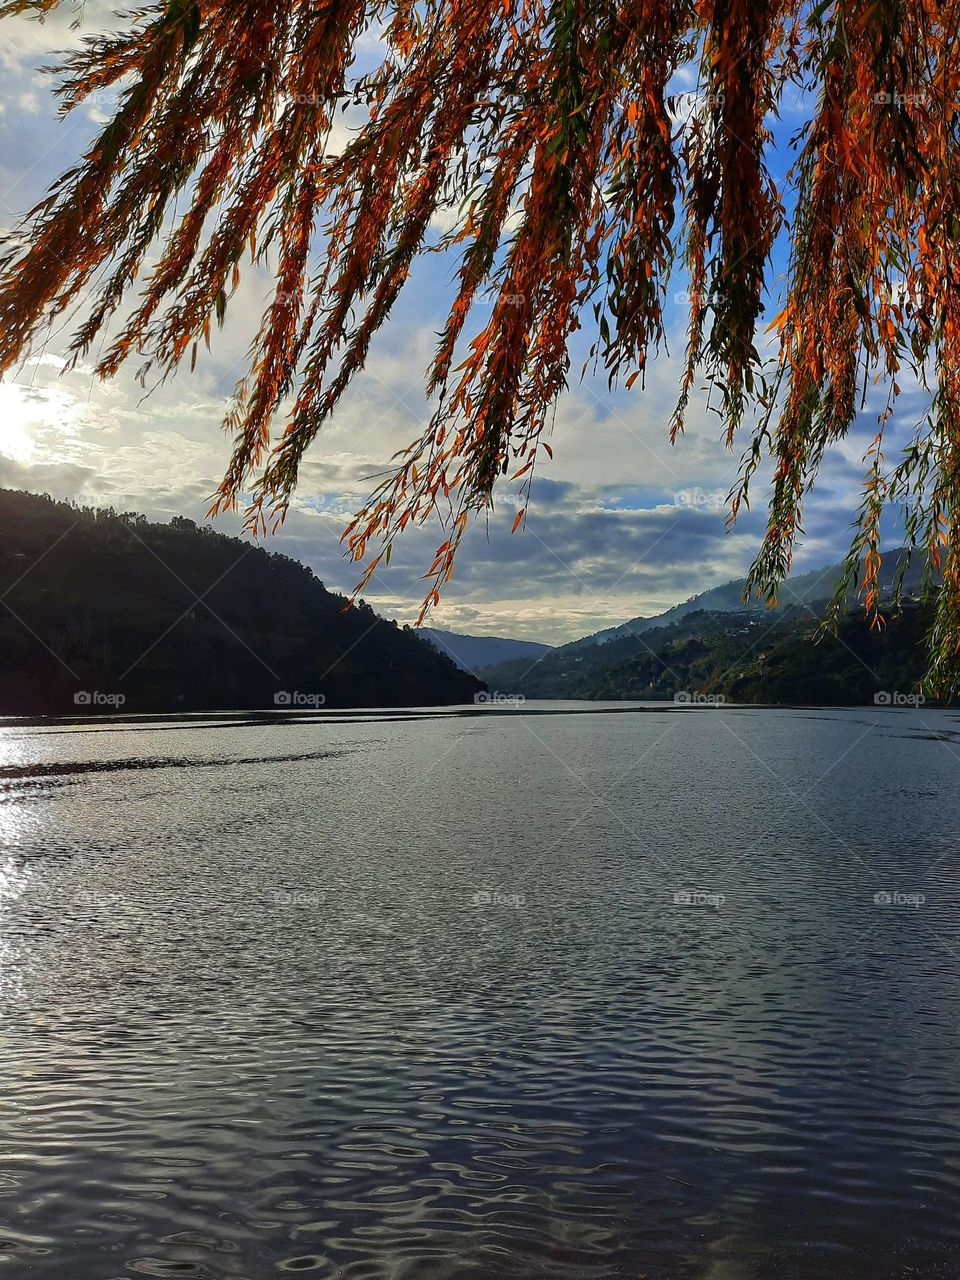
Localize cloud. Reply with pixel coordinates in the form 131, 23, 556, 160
0, 8, 928, 646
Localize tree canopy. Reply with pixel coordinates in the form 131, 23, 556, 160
1, 0, 958, 684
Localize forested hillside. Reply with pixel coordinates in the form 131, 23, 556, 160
481, 605, 936, 706
0, 490, 481, 713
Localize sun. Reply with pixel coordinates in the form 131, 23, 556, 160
0, 374, 83, 465
0, 387, 40, 463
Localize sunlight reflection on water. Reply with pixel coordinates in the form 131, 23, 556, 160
0, 704, 959, 1279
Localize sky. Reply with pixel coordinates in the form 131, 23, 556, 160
0, 5, 925, 645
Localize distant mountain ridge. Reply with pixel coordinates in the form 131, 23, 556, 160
0, 489, 481, 713
480, 602, 936, 706
418, 627, 552, 674
565, 549, 930, 649
479, 548, 938, 705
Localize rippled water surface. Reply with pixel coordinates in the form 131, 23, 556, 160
2, 703, 960, 1279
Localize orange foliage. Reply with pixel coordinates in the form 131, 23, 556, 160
0, 0, 959, 680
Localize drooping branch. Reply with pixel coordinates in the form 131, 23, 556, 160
1, 0, 959, 685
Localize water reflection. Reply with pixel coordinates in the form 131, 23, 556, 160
0, 705, 958, 1279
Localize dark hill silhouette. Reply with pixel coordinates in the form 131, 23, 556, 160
480, 604, 935, 705
0, 489, 481, 714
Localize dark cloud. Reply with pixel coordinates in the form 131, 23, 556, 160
0, 456, 98, 496
0, 11, 923, 644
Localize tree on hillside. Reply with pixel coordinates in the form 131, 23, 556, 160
1, 0, 959, 683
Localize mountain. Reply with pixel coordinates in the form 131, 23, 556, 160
567, 549, 930, 648
480, 550, 938, 705
418, 627, 552, 674
0, 489, 482, 714
480, 603, 936, 705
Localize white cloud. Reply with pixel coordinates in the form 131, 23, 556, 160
0, 5, 917, 646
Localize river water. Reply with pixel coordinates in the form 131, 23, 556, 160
1, 703, 958, 1278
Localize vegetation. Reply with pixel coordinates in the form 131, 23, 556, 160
481, 601, 942, 706
0, 1, 958, 681
0, 489, 481, 713
481, 605, 936, 706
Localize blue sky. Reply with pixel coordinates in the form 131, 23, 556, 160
0, 5, 922, 643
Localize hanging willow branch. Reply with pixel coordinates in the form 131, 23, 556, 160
1, 0, 959, 685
